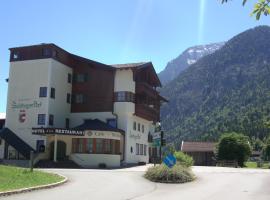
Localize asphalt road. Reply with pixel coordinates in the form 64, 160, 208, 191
1, 166, 270, 200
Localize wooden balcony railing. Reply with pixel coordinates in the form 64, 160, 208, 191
135, 104, 160, 122
136, 82, 159, 99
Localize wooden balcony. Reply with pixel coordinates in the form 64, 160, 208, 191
136, 82, 159, 99
135, 104, 160, 122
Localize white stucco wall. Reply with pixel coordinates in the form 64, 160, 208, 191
124, 115, 151, 163
6, 58, 72, 149
114, 69, 135, 92
48, 59, 72, 128
70, 153, 120, 168
113, 68, 152, 164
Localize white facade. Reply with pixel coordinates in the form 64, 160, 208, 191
113, 69, 152, 164
2, 45, 163, 168
5, 58, 72, 149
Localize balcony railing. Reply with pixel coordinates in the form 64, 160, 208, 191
135, 104, 160, 122
136, 82, 159, 99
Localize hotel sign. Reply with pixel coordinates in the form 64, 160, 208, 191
11, 100, 42, 110
32, 128, 84, 136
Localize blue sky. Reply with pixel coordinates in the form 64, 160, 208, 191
0, 0, 269, 112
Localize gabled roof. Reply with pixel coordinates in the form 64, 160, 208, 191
9, 43, 163, 87
181, 141, 216, 152
74, 119, 125, 134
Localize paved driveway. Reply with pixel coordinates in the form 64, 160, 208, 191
1, 166, 270, 200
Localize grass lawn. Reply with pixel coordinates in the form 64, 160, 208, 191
0, 165, 64, 192
245, 161, 270, 169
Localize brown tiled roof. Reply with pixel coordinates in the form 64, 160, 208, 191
181, 141, 216, 152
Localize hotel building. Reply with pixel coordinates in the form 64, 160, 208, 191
0, 43, 167, 167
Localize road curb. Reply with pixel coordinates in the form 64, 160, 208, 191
0, 172, 68, 197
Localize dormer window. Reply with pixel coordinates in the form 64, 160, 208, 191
12, 52, 20, 60
42, 48, 52, 57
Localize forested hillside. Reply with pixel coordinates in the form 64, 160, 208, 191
160, 26, 270, 146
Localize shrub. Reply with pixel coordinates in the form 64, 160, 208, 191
217, 132, 251, 167
263, 139, 270, 161
173, 151, 194, 167
144, 164, 195, 183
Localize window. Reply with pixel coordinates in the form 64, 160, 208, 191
142, 125, 145, 133
39, 87, 47, 97
87, 139, 94, 153
36, 140, 45, 153
133, 122, 136, 131
74, 73, 88, 83
42, 48, 52, 57
78, 139, 83, 153
114, 91, 135, 102
103, 139, 111, 154
68, 73, 72, 83
74, 94, 86, 104
130, 146, 133, 153
138, 123, 141, 132
136, 143, 139, 155
72, 138, 120, 154
116, 91, 125, 101
66, 93, 71, 104
144, 145, 147, 156
112, 140, 120, 154
126, 92, 135, 102
96, 139, 103, 154
49, 115, 54, 126
140, 144, 143, 155
65, 118, 70, 129
12, 52, 20, 60
50, 88, 55, 99
107, 119, 117, 128
38, 114, 46, 125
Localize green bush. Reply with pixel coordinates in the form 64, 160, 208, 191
263, 137, 270, 161
217, 132, 252, 167
144, 164, 195, 183
173, 151, 194, 167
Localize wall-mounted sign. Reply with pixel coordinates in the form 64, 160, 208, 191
32, 128, 84, 136
130, 133, 141, 140
85, 130, 121, 140
152, 132, 161, 140
11, 100, 42, 110
19, 110, 26, 123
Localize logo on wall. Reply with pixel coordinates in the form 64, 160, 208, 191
86, 131, 93, 137
19, 110, 26, 123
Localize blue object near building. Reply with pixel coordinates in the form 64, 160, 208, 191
163, 154, 176, 168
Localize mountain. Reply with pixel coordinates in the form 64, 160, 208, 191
160, 26, 270, 146
158, 42, 225, 84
